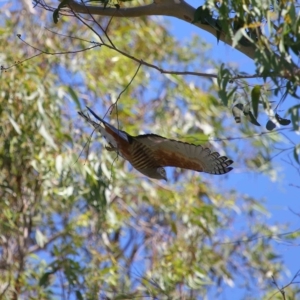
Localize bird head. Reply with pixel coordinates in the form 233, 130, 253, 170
157, 167, 167, 181
139, 167, 167, 181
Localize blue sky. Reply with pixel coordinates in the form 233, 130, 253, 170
164, 2, 300, 298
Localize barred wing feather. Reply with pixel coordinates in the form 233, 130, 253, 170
135, 134, 233, 175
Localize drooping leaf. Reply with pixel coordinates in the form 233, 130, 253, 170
53, 9, 59, 24
68, 86, 81, 109
247, 111, 261, 126
232, 28, 252, 48
53, 0, 69, 24
243, 103, 261, 126
266, 120, 276, 131
8, 115, 22, 134
275, 113, 291, 126
251, 85, 261, 118
293, 145, 300, 164
39, 124, 58, 150
76, 290, 84, 300
39, 271, 54, 287
217, 65, 235, 106
35, 229, 47, 248
192, 6, 214, 25
232, 103, 244, 123
233, 16, 245, 31
215, 19, 222, 44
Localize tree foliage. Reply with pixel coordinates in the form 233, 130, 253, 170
0, 0, 300, 299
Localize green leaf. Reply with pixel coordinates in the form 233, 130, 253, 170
251, 85, 261, 118
216, 29, 221, 44
266, 120, 276, 131
76, 290, 84, 300
275, 113, 291, 126
232, 28, 246, 48
68, 86, 81, 109
243, 104, 260, 126
39, 124, 58, 150
247, 111, 261, 126
215, 20, 222, 44
35, 229, 47, 248
261, 95, 270, 111
192, 6, 213, 25
217, 65, 236, 107
53, 0, 69, 24
293, 145, 300, 164
232, 103, 243, 123
288, 104, 300, 130
184, 133, 209, 144
39, 271, 54, 287
218, 87, 237, 107
8, 116, 22, 134
285, 230, 300, 240
53, 8, 59, 24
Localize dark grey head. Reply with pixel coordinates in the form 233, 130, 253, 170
138, 167, 167, 181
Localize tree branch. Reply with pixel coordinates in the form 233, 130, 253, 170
66, 0, 256, 59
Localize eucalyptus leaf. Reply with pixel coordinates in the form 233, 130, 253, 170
266, 120, 276, 131
68, 86, 81, 109
35, 229, 47, 248
192, 6, 213, 25
294, 145, 300, 164
251, 85, 261, 118
275, 113, 291, 126
8, 116, 22, 134
243, 103, 261, 126
76, 290, 84, 300
52, 0, 69, 24
39, 124, 58, 150
232, 103, 244, 123
39, 271, 53, 287
247, 111, 261, 126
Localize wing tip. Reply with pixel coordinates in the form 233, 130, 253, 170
219, 162, 234, 175
225, 166, 233, 173
210, 157, 234, 175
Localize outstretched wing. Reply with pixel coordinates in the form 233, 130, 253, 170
134, 134, 233, 175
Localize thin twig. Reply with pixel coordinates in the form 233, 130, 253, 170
105, 13, 115, 36
218, 227, 300, 245
1, 32, 266, 81
272, 276, 286, 300
76, 128, 95, 165
1, 34, 100, 72
19, 34, 100, 55
70, 7, 105, 44
104, 62, 142, 120
78, 0, 116, 47
268, 270, 300, 300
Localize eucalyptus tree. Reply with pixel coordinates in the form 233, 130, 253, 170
0, 0, 299, 299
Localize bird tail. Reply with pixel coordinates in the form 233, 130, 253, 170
78, 107, 129, 143
78, 107, 111, 132
86, 107, 129, 142
77, 110, 101, 129
86, 107, 107, 126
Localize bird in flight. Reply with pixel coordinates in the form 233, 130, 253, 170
78, 107, 233, 181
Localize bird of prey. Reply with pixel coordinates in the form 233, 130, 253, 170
78, 107, 233, 181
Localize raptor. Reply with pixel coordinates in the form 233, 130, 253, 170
78, 107, 233, 181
